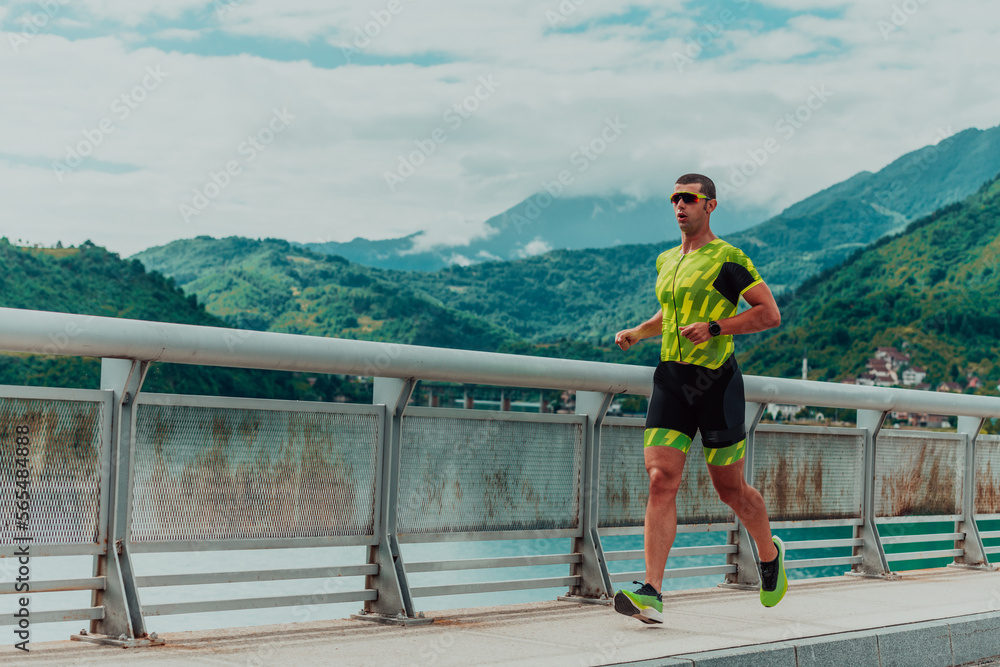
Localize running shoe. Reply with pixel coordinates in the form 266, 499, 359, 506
613, 581, 663, 624
759, 535, 787, 607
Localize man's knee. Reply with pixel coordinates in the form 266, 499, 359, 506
713, 479, 745, 508
648, 466, 682, 498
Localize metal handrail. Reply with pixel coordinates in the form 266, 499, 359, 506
2, 306, 999, 417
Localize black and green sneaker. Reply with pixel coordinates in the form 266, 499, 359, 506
613, 581, 663, 624
759, 536, 787, 607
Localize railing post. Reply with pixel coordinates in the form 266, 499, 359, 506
723, 402, 766, 587
88, 359, 150, 643
565, 391, 614, 601
852, 409, 891, 577
954, 416, 992, 569
358, 377, 428, 624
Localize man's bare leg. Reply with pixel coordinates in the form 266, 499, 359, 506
643, 446, 687, 592
706, 457, 777, 561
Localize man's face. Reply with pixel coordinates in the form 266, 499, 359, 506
672, 182, 716, 235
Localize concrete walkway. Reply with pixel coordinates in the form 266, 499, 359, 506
8, 567, 1000, 666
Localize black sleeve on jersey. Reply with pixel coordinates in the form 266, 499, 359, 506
714, 261, 757, 306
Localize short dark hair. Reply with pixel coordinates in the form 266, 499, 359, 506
675, 173, 716, 200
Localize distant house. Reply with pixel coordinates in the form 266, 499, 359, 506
766, 403, 800, 420
902, 366, 927, 386
865, 359, 898, 386
937, 381, 963, 393
967, 375, 983, 389
904, 413, 951, 428
924, 414, 952, 428
856, 374, 876, 387
875, 346, 911, 371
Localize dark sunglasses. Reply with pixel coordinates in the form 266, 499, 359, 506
670, 191, 712, 205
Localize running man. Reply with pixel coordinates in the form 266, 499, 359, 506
612, 173, 786, 624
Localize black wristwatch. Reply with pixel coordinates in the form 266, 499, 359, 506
708, 320, 722, 337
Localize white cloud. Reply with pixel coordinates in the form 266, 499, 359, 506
516, 238, 553, 258
151, 28, 203, 41
73, 0, 209, 28
0, 1, 998, 257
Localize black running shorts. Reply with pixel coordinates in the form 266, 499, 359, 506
643, 354, 747, 462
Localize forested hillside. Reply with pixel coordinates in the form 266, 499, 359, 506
726, 125, 1000, 293
358, 126, 1000, 343
133, 171, 1000, 394
133, 127, 1000, 354
302, 127, 1000, 282
132, 237, 663, 366
740, 175, 1000, 387
0, 240, 361, 400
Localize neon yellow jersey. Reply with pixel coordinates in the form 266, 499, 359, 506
655, 239, 763, 368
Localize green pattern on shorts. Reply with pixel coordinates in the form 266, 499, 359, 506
643, 428, 692, 452
704, 439, 746, 466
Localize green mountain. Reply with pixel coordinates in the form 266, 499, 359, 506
128, 127, 1000, 396
132, 236, 516, 348
363, 125, 1000, 345
132, 236, 663, 366
0, 239, 360, 401
395, 243, 660, 344
740, 175, 1000, 387
301, 125, 1000, 288
729, 126, 1000, 293
301, 194, 766, 272
130, 172, 1000, 399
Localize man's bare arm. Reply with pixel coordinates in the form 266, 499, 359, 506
615, 309, 663, 351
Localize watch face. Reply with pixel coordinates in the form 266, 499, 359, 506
709, 321, 721, 336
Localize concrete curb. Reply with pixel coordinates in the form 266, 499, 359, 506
615, 611, 1000, 667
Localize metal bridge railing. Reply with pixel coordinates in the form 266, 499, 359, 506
1, 307, 999, 643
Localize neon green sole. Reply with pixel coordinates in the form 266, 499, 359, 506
760, 536, 788, 608
614, 589, 663, 624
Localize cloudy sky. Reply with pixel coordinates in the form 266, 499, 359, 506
1, 0, 998, 257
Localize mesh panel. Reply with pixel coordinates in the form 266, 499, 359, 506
752, 428, 864, 521
0, 397, 105, 546
397, 414, 582, 534
599, 421, 731, 527
975, 435, 1000, 514
131, 401, 379, 542
875, 432, 963, 517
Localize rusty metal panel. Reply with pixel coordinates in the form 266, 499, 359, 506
875, 431, 964, 518
130, 396, 380, 542
752, 426, 865, 522
0, 393, 107, 546
974, 435, 1000, 515
598, 419, 731, 527
396, 409, 583, 535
